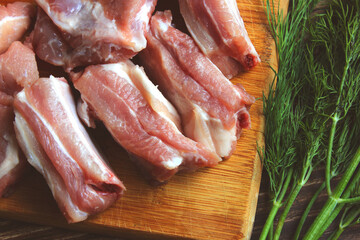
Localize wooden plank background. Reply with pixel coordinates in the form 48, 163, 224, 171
0, 0, 284, 239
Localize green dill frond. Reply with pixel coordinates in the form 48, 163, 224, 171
307, 0, 360, 119
261, 0, 360, 239
305, 0, 360, 177
262, 0, 317, 200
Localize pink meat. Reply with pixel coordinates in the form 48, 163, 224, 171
0, 40, 39, 197
0, 92, 26, 197
179, 0, 260, 78
14, 77, 125, 223
30, 0, 157, 71
28, 9, 71, 68
139, 11, 254, 158
72, 61, 220, 183
0, 2, 35, 54
0, 41, 39, 95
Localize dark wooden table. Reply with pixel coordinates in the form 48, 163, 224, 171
1, 169, 359, 240
251, 170, 360, 240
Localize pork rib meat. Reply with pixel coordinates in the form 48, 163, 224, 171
31, 0, 157, 71
139, 11, 255, 159
14, 76, 125, 223
0, 41, 39, 197
0, 92, 26, 197
0, 2, 35, 54
179, 0, 260, 78
72, 61, 220, 183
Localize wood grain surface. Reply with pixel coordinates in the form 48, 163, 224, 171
0, 0, 283, 239
1, 171, 360, 240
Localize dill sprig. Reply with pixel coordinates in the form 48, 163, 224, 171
329, 205, 360, 240
301, 0, 360, 238
261, 0, 360, 239
306, 0, 360, 196
259, 1, 316, 239
329, 167, 360, 240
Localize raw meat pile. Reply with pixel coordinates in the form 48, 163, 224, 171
0, 0, 259, 223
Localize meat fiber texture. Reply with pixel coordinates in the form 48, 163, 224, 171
0, 93, 26, 197
139, 11, 255, 159
29, 0, 157, 72
0, 41, 39, 95
0, 1, 36, 54
71, 61, 221, 183
179, 0, 260, 78
0, 41, 39, 197
14, 76, 125, 223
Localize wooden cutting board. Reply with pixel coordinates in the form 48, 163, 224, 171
0, 0, 287, 239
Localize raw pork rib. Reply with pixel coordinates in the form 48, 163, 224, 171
179, 0, 260, 78
0, 41, 39, 197
31, 0, 157, 71
14, 76, 125, 223
139, 11, 254, 158
72, 61, 220, 183
0, 92, 26, 197
0, 2, 35, 54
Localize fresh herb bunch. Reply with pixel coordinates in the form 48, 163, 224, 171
329, 174, 360, 240
302, 0, 360, 238
259, 0, 317, 239
260, 0, 360, 239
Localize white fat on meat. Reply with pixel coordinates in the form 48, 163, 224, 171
179, 0, 260, 77
0, 2, 35, 54
133, 1, 156, 50
17, 77, 112, 179
139, 11, 255, 158
100, 62, 183, 168
102, 62, 181, 131
14, 111, 89, 222
36, 0, 156, 52
37, 1, 120, 45
178, 1, 218, 56
189, 105, 237, 158
76, 99, 95, 128
14, 77, 124, 223
72, 61, 220, 182
0, 134, 20, 179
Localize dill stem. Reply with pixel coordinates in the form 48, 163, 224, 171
326, 57, 350, 196
259, 201, 281, 240
314, 204, 344, 240
293, 182, 325, 240
313, 165, 360, 240
268, 222, 274, 240
259, 168, 294, 240
337, 196, 360, 204
325, 115, 338, 195
303, 147, 360, 240
341, 207, 360, 229
329, 208, 360, 240
328, 226, 344, 240
273, 181, 303, 239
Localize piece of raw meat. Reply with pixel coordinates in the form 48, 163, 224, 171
0, 41, 39, 95
28, 9, 71, 69
14, 76, 125, 223
31, 0, 157, 71
179, 0, 260, 78
71, 61, 220, 183
0, 92, 26, 197
0, 2, 35, 54
0, 41, 39, 197
139, 11, 254, 159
